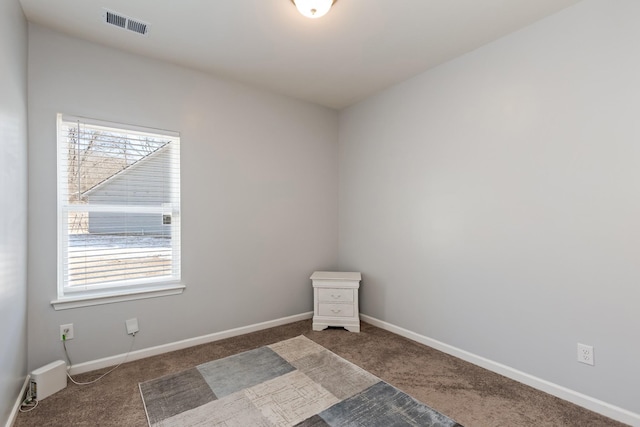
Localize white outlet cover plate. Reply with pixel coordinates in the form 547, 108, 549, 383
60, 323, 74, 341
126, 318, 139, 335
577, 343, 594, 366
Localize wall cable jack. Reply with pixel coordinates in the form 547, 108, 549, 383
126, 318, 139, 335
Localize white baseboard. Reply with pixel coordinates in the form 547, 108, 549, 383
69, 312, 313, 376
360, 314, 640, 427
5, 375, 29, 427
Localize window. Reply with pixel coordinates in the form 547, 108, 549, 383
53, 114, 183, 310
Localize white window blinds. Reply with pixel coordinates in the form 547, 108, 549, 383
57, 114, 181, 298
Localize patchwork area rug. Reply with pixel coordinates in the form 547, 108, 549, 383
139, 335, 463, 426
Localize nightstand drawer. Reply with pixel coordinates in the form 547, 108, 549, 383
318, 288, 353, 303
318, 303, 354, 317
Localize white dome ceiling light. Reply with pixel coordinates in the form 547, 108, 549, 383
291, 0, 337, 19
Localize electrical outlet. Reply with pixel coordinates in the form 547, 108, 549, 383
577, 343, 594, 366
125, 318, 139, 335
60, 323, 74, 341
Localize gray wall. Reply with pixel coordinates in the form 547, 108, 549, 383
339, 0, 640, 415
27, 25, 338, 371
0, 0, 28, 424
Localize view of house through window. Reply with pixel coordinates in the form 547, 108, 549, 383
57, 114, 181, 299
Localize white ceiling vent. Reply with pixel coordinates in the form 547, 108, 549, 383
102, 9, 149, 36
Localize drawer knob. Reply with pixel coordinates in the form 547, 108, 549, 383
331, 309, 341, 314
331, 294, 341, 299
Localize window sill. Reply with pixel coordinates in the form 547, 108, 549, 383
51, 283, 185, 310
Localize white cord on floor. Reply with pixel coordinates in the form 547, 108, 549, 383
63, 333, 136, 386
19, 397, 38, 413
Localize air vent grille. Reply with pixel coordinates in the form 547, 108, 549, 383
105, 11, 126, 28
103, 9, 149, 36
127, 19, 148, 35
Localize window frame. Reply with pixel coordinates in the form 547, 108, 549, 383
52, 114, 184, 310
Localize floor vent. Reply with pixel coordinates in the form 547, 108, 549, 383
103, 9, 150, 36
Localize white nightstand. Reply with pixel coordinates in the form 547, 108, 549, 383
311, 271, 361, 333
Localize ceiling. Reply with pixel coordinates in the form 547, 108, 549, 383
19, 0, 581, 109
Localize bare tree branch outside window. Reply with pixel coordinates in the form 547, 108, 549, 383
66, 122, 170, 233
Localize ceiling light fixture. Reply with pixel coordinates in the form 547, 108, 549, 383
291, 0, 336, 19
